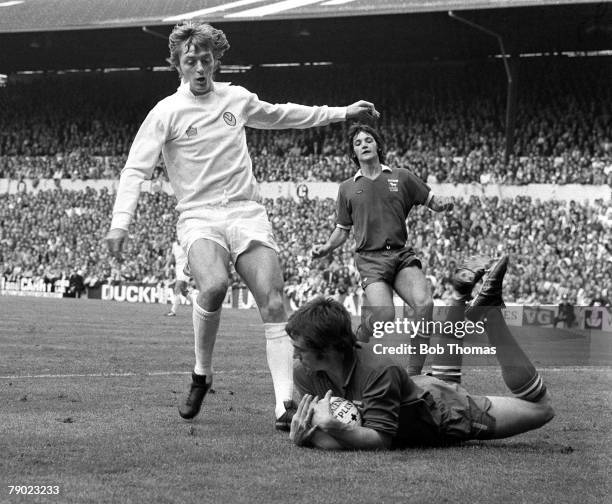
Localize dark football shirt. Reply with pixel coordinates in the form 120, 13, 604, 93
336, 165, 431, 252
294, 344, 444, 448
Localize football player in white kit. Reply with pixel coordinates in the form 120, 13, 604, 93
105, 20, 380, 429
166, 240, 190, 317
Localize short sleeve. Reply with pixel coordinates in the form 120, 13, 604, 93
402, 170, 430, 206
336, 183, 353, 228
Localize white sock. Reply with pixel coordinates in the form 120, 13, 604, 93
192, 303, 221, 377
264, 322, 294, 418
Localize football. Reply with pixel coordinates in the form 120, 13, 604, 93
329, 396, 362, 426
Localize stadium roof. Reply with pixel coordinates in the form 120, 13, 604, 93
0, 1, 609, 72
0, 0, 601, 32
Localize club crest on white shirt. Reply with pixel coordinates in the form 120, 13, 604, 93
388, 179, 399, 192
223, 111, 237, 127
186, 126, 197, 137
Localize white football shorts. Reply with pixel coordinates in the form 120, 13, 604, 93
177, 200, 279, 263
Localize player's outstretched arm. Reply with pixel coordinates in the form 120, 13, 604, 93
105, 228, 128, 262
245, 94, 379, 130
427, 195, 454, 212
312, 227, 350, 259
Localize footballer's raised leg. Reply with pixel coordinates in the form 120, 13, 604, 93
467, 256, 554, 437
470, 256, 548, 403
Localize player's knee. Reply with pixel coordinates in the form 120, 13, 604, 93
196, 279, 228, 310
413, 294, 433, 314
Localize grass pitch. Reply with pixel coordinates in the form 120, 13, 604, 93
1, 296, 610, 504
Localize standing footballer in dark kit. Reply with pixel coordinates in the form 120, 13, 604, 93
105, 20, 380, 429
313, 123, 454, 376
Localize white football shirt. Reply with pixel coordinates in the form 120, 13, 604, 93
111, 81, 346, 230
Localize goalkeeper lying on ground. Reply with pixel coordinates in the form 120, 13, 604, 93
287, 256, 555, 449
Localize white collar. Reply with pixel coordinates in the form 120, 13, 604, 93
353, 164, 391, 181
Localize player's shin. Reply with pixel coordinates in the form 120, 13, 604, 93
407, 301, 434, 376
193, 303, 221, 377
485, 309, 547, 402
264, 322, 294, 418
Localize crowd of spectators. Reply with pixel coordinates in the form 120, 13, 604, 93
1, 150, 610, 187
2, 149, 610, 186
0, 187, 177, 289
1, 187, 610, 306
0, 57, 610, 185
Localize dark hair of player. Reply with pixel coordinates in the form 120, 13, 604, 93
168, 20, 230, 74
347, 122, 386, 167
286, 297, 356, 359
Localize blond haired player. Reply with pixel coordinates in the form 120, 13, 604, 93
105, 20, 380, 429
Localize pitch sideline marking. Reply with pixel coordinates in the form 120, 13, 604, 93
0, 366, 609, 380
0, 370, 224, 380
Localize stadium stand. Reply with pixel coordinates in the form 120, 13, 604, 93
1, 59, 610, 184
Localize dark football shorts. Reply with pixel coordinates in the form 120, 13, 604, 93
355, 247, 422, 289
413, 375, 497, 441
